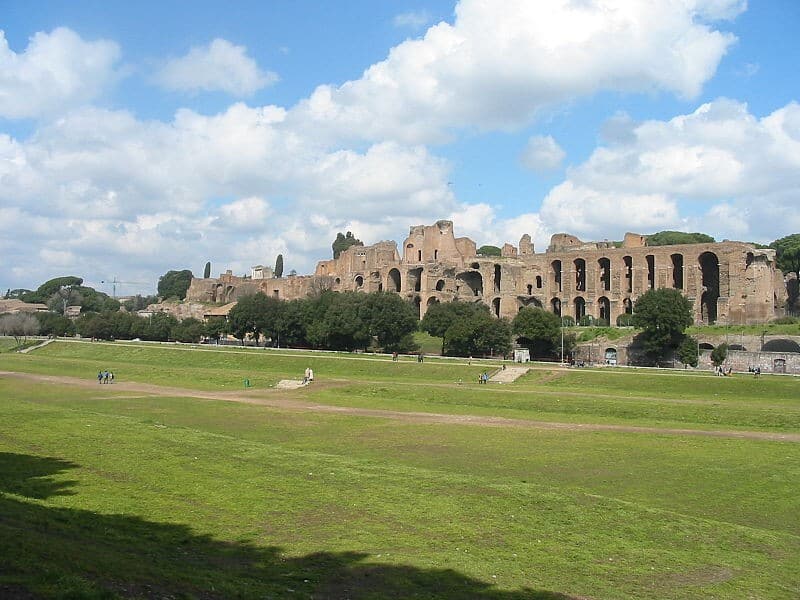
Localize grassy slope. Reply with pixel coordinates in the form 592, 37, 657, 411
0, 342, 798, 599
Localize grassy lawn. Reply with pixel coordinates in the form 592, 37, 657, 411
0, 341, 798, 599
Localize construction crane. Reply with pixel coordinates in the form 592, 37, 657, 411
100, 277, 149, 298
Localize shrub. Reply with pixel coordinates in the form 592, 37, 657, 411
578, 315, 594, 327
560, 315, 575, 327
771, 316, 798, 325
616, 313, 635, 326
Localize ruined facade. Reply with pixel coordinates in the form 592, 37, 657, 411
186, 220, 786, 325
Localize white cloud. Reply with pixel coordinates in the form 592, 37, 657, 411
393, 10, 432, 29
520, 135, 566, 173
292, 0, 741, 143
0, 28, 121, 119
154, 38, 277, 96
535, 99, 800, 242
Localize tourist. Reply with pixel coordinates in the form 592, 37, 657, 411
97, 371, 103, 384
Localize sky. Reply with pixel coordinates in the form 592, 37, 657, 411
1, 0, 799, 297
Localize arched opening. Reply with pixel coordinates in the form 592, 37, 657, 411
388, 268, 401, 293
597, 296, 610, 323
728, 344, 746, 351
598, 258, 611, 291
470, 262, 480, 270
646, 254, 655, 289
746, 252, 754, 268
762, 339, 800, 352
526, 284, 533, 295
671, 253, 684, 289
519, 297, 542, 311
699, 342, 715, 350
604, 348, 618, 365
354, 275, 364, 288
551, 260, 562, 292
536, 275, 542, 288
574, 258, 586, 291
407, 267, 423, 293
426, 296, 439, 307
456, 271, 483, 297
623, 256, 633, 293
574, 297, 586, 321
494, 264, 501, 293
435, 279, 445, 291
623, 297, 633, 314
551, 297, 561, 316
334, 277, 341, 285
414, 296, 422, 318
492, 297, 501, 317
699, 251, 719, 324
774, 358, 786, 373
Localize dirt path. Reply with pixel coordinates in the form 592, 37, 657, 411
3, 370, 799, 443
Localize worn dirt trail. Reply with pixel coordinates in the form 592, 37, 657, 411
3, 370, 799, 443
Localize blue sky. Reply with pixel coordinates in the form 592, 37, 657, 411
1, 1, 798, 296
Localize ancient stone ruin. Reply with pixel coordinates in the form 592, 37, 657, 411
186, 220, 787, 325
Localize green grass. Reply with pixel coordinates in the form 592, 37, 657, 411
0, 341, 798, 599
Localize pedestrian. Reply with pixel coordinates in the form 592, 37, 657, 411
103, 370, 109, 384
97, 371, 103, 384
109, 372, 114, 384
308, 368, 314, 382
303, 367, 310, 384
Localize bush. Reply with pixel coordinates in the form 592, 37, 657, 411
594, 318, 609, 327
616, 313, 635, 327
560, 315, 575, 327
710, 343, 729, 367
578, 315, 594, 327
771, 316, 798, 325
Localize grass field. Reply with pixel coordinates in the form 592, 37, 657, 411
0, 340, 798, 599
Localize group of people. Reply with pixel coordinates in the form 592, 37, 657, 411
478, 371, 489, 384
302, 367, 314, 384
714, 365, 733, 376
96, 370, 114, 384
748, 366, 762, 378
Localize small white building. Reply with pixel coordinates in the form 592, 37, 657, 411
251, 265, 274, 280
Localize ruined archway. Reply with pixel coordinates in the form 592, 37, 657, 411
574, 297, 586, 321
671, 253, 684, 289
492, 297, 501, 317
646, 254, 655, 289
623, 256, 633, 293
597, 296, 610, 324
699, 251, 719, 324
354, 275, 364, 288
456, 271, 483, 297
598, 258, 610, 292
407, 267, 423, 293
551, 260, 562, 292
574, 258, 586, 291
388, 268, 401, 293
435, 279, 445, 291
551, 297, 561, 316
494, 264, 502, 293
518, 297, 542, 311
762, 339, 800, 353
622, 297, 632, 314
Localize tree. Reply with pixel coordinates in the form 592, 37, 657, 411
332, 231, 363, 259
157, 270, 193, 300
646, 231, 715, 246
420, 301, 491, 354
274, 255, 284, 278
771, 234, 800, 280
204, 317, 227, 342
21, 276, 83, 304
676, 335, 699, 367
361, 292, 419, 352
48, 287, 83, 315
512, 307, 561, 358
171, 317, 205, 343
710, 342, 729, 367
477, 245, 502, 257
0, 313, 40, 345
631, 288, 693, 361
122, 294, 159, 312
318, 292, 370, 351
35, 312, 75, 337
227, 293, 284, 344
444, 313, 511, 357
203, 261, 212, 279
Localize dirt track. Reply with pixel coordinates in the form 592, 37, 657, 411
3, 370, 799, 443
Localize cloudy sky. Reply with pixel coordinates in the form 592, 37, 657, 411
2, 0, 799, 296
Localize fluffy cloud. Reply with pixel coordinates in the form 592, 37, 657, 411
393, 10, 432, 29
154, 39, 277, 96
537, 99, 800, 241
0, 28, 120, 119
520, 135, 566, 173
293, 0, 742, 143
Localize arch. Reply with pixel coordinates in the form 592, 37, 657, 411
746, 252, 754, 268
598, 257, 611, 292
494, 264, 502, 293
597, 296, 610, 323
623, 256, 633, 293
435, 279, 445, 291
671, 253, 684, 289
622, 297, 633, 314
388, 268, 401, 293
574, 297, 586, 321
551, 297, 561, 316
536, 275, 542, 289
354, 275, 364, 288
699, 251, 719, 324
646, 254, 655, 289
426, 296, 439, 307
574, 258, 586, 291
414, 296, 422, 319
407, 267, 423, 293
728, 344, 746, 351
774, 358, 787, 373
492, 297, 501, 317
604, 348, 618, 364
762, 339, 800, 353
456, 271, 483, 296
470, 262, 480, 270
551, 260, 562, 292
699, 342, 715, 350
334, 277, 341, 285
518, 297, 542, 311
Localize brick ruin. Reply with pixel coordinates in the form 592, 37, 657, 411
186, 220, 787, 325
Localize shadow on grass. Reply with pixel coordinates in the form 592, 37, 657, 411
0, 452, 576, 599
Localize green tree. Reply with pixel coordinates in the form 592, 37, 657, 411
771, 233, 800, 280
710, 342, 729, 367
35, 312, 75, 337
157, 270, 194, 300
512, 307, 561, 358
476, 245, 502, 257
361, 292, 419, 352
204, 317, 227, 342
319, 292, 370, 351
420, 301, 491, 354
47, 287, 83, 315
122, 294, 159, 312
203, 261, 212, 279
444, 313, 511, 357
274, 255, 284, 278
171, 317, 205, 343
676, 335, 699, 367
646, 231, 715, 246
22, 276, 83, 303
227, 293, 284, 345
332, 231, 363, 259
631, 288, 693, 361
